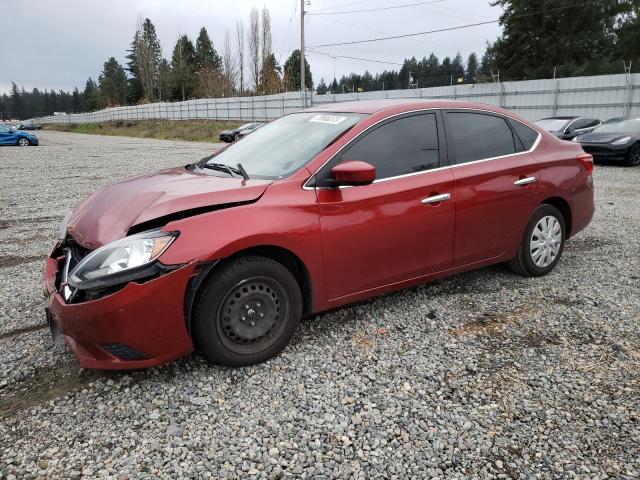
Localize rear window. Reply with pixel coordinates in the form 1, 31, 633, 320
509, 119, 539, 150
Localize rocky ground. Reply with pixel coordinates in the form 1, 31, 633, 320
0, 131, 638, 479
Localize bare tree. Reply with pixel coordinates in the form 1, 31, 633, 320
248, 7, 261, 92
222, 30, 237, 96
261, 7, 272, 69
235, 20, 245, 94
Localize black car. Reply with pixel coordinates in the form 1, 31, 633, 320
219, 122, 263, 143
575, 117, 640, 166
535, 116, 601, 140
18, 121, 42, 130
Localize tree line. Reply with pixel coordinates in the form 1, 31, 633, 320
2, 0, 639, 119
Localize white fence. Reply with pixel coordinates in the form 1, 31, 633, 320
34, 73, 640, 125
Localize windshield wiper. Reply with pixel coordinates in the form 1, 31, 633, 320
199, 162, 249, 180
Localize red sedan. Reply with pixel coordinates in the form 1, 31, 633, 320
44, 100, 595, 369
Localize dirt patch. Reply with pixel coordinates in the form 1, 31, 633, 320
449, 304, 535, 336
0, 362, 115, 419
0, 255, 43, 268
0, 324, 47, 340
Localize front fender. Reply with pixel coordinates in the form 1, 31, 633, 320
157, 181, 329, 311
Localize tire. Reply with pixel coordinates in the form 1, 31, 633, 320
624, 143, 640, 167
233, 133, 240, 142
17, 138, 30, 147
507, 204, 566, 277
193, 256, 302, 367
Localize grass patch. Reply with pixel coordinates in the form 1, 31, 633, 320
44, 120, 243, 143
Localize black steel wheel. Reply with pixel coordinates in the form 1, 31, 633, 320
193, 256, 302, 366
624, 143, 640, 167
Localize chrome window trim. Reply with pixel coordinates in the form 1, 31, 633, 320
302, 107, 542, 191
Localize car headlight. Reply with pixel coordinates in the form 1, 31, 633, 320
68, 229, 178, 289
572, 136, 580, 142
611, 136, 631, 145
58, 211, 73, 241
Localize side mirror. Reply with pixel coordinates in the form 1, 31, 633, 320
330, 160, 376, 186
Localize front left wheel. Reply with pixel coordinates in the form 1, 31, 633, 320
193, 256, 302, 367
17, 138, 30, 146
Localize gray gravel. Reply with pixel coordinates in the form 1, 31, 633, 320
1, 131, 639, 479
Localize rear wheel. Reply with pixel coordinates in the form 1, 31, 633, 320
507, 204, 566, 277
624, 143, 640, 167
233, 133, 240, 142
17, 138, 30, 147
193, 256, 302, 366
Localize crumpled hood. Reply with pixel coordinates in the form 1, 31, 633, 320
68, 166, 271, 249
579, 133, 628, 144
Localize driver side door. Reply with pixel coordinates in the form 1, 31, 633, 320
0, 126, 13, 145
312, 111, 456, 302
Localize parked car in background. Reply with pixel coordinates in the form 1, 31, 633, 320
46, 100, 594, 370
574, 117, 640, 166
219, 122, 263, 143
18, 120, 42, 130
0, 124, 39, 146
535, 116, 601, 140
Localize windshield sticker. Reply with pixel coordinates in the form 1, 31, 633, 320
309, 114, 347, 125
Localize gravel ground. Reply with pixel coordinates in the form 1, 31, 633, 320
0, 131, 638, 479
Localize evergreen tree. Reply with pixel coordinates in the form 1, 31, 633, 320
195, 27, 222, 71
490, 0, 628, 78
158, 59, 172, 101
98, 57, 128, 107
329, 78, 338, 94
84, 77, 99, 111
171, 35, 196, 100
125, 30, 145, 104
283, 50, 312, 91
10, 82, 22, 119
316, 78, 328, 94
451, 53, 465, 83
466, 52, 479, 83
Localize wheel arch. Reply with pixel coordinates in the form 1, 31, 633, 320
541, 196, 572, 237
183, 244, 314, 336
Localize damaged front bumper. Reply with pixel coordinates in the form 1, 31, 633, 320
44, 242, 197, 370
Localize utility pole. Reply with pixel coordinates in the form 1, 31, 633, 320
300, 0, 306, 100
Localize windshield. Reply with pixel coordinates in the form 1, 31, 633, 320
535, 118, 572, 132
204, 112, 365, 179
593, 117, 640, 134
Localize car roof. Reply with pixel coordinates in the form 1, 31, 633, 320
538, 116, 581, 120
304, 99, 518, 116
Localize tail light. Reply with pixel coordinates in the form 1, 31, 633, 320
577, 153, 593, 175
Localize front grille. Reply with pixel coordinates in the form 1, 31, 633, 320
100, 343, 151, 361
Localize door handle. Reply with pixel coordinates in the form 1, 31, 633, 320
421, 193, 451, 204
514, 177, 536, 186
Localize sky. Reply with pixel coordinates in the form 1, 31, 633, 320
0, 0, 503, 95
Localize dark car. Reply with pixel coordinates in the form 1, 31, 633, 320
219, 122, 263, 143
0, 124, 39, 146
535, 116, 601, 140
45, 99, 594, 370
575, 117, 640, 166
18, 121, 42, 130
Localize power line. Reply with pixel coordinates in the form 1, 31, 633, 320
307, 0, 445, 15
307, 49, 403, 66
309, 0, 378, 13
309, 1, 598, 48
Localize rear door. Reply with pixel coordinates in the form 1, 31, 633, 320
443, 110, 542, 267
313, 111, 455, 300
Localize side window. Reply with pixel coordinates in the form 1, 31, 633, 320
572, 118, 592, 130
509, 119, 539, 150
315, 113, 440, 187
447, 112, 516, 164
586, 119, 601, 128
